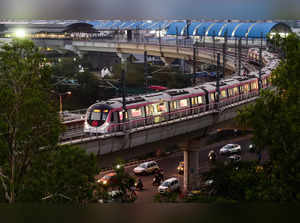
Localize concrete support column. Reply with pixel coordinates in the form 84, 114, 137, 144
184, 148, 200, 192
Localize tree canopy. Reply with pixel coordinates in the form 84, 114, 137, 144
0, 39, 62, 203
236, 34, 300, 201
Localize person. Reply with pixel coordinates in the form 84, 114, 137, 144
136, 178, 143, 190
208, 150, 216, 161
158, 169, 164, 181
258, 152, 262, 164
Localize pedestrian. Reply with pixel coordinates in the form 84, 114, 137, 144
258, 152, 262, 163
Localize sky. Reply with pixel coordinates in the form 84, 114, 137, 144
0, 0, 299, 20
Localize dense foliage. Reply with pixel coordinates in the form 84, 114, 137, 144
219, 34, 300, 202
0, 39, 61, 203
0, 39, 99, 204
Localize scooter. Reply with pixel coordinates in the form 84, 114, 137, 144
135, 180, 144, 190
152, 176, 161, 186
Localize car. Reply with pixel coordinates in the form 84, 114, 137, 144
97, 172, 117, 186
219, 144, 241, 155
227, 154, 241, 163
133, 161, 160, 175
158, 177, 180, 194
177, 161, 184, 175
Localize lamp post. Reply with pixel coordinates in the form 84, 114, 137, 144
59, 91, 71, 113
51, 91, 72, 114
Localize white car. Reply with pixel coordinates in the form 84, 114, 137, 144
219, 144, 241, 155
133, 161, 160, 175
158, 177, 180, 194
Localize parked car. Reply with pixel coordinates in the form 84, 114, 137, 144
158, 177, 180, 194
177, 161, 184, 175
133, 161, 160, 175
219, 144, 241, 155
97, 172, 117, 186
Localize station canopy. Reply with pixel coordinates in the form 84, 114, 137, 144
7, 20, 289, 39
166, 21, 291, 38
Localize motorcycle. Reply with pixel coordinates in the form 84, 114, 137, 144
152, 175, 161, 186
208, 151, 216, 162
134, 180, 144, 190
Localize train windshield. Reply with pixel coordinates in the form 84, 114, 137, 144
87, 107, 110, 127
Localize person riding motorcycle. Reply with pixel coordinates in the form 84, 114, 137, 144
152, 174, 161, 186
135, 178, 144, 190
157, 169, 164, 181
208, 150, 216, 161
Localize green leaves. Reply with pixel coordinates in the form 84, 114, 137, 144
0, 39, 62, 203
235, 34, 300, 201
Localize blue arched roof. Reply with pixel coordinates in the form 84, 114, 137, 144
195, 22, 214, 36
220, 22, 240, 37
207, 23, 226, 36
166, 22, 186, 35
82, 20, 289, 37
234, 23, 255, 38
247, 23, 277, 38
182, 22, 201, 36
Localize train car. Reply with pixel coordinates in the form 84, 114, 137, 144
84, 49, 278, 134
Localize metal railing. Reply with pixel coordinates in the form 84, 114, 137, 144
59, 91, 261, 143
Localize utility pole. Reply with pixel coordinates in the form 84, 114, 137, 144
222, 30, 228, 78
144, 50, 148, 89
203, 27, 206, 47
238, 38, 242, 76
159, 24, 162, 51
176, 26, 179, 52
258, 32, 263, 91
193, 44, 197, 86
120, 57, 127, 129
235, 37, 237, 70
216, 53, 221, 109
213, 31, 216, 63
186, 19, 191, 40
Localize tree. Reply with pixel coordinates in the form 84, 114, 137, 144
19, 145, 98, 204
0, 39, 62, 203
237, 34, 300, 201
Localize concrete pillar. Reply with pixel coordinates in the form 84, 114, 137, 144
184, 149, 200, 192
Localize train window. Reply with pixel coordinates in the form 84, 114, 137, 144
210, 93, 215, 102
157, 103, 167, 112
191, 97, 197, 105
244, 84, 250, 93
240, 85, 244, 93
170, 101, 177, 110
179, 99, 188, 107
228, 88, 233, 97
130, 108, 143, 118
146, 104, 155, 115
91, 111, 101, 121
119, 111, 128, 121
221, 90, 227, 99
197, 96, 203, 104
102, 110, 109, 121
233, 87, 239, 95
251, 81, 258, 90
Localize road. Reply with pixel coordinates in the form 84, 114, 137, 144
97, 136, 265, 203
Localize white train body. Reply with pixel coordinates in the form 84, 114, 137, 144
84, 49, 278, 134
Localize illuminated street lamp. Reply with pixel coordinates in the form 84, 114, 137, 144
59, 91, 72, 113
15, 29, 26, 38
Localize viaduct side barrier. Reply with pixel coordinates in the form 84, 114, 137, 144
33, 39, 237, 71
61, 98, 256, 155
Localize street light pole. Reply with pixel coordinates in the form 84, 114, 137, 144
59, 91, 71, 113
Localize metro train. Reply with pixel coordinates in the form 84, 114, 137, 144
83, 50, 278, 134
